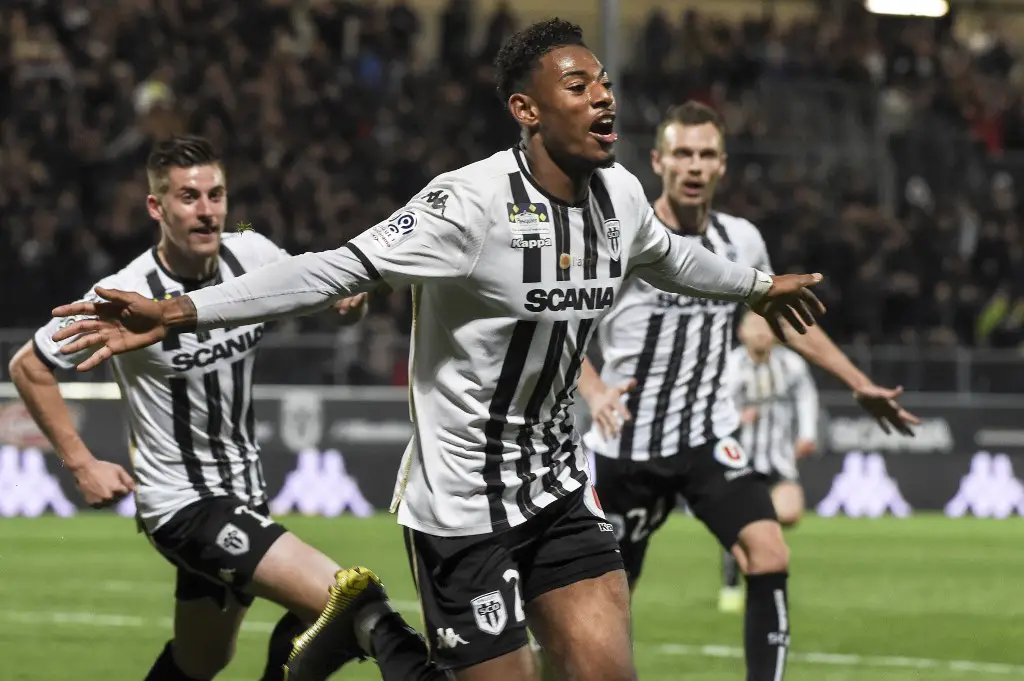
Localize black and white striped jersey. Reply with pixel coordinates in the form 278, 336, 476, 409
188, 147, 773, 537
727, 346, 819, 479
34, 232, 287, 530
585, 211, 774, 461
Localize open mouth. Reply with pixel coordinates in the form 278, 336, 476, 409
682, 179, 706, 196
190, 225, 220, 237
589, 114, 617, 145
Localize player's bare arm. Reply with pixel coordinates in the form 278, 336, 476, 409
780, 322, 919, 436
8, 341, 134, 507
578, 358, 635, 439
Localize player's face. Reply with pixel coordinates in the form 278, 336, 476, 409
740, 313, 775, 354
148, 164, 227, 259
651, 122, 726, 207
528, 45, 617, 169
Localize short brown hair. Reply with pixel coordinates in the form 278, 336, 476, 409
146, 135, 222, 194
654, 101, 726, 152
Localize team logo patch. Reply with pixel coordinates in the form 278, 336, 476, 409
215, 523, 250, 556
583, 484, 607, 519
507, 202, 551, 236
714, 437, 749, 470
604, 219, 621, 259
471, 591, 508, 635
370, 211, 418, 250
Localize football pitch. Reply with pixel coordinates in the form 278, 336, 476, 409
2, 513, 1022, 681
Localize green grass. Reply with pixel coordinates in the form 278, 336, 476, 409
1, 513, 1022, 680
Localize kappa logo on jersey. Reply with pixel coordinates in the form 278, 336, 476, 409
604, 219, 621, 259
435, 628, 469, 649
507, 202, 551, 236
524, 286, 615, 313
511, 237, 553, 249
945, 452, 1024, 519
215, 522, 250, 556
0, 446, 76, 518
714, 437, 749, 469
371, 211, 419, 250
171, 326, 264, 371
471, 591, 508, 635
817, 452, 912, 518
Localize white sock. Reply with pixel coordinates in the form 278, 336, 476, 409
353, 600, 395, 656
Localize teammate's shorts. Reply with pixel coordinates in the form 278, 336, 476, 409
145, 496, 287, 609
404, 486, 623, 671
593, 433, 777, 585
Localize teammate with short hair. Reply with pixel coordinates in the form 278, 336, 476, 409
49, 21, 826, 681
579, 101, 919, 681
717, 310, 818, 611
8, 135, 437, 681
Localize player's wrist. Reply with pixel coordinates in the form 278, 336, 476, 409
160, 296, 198, 333
746, 270, 774, 305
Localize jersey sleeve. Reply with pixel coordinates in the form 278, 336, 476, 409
629, 204, 769, 303
346, 174, 486, 287
190, 174, 486, 331
748, 221, 774, 274
33, 276, 123, 370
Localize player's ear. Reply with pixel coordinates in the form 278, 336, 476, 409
146, 194, 164, 222
650, 148, 664, 177
717, 152, 728, 180
508, 93, 539, 128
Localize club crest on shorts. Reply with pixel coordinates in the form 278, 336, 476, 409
470, 591, 508, 635
583, 484, 607, 519
215, 523, 250, 556
714, 437, 749, 469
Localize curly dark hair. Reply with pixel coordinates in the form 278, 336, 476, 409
146, 135, 221, 194
494, 18, 587, 109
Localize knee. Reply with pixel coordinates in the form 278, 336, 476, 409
776, 509, 803, 528
173, 639, 237, 680
741, 532, 790, 575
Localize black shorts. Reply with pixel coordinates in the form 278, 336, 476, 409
144, 496, 288, 609
760, 469, 800, 488
593, 434, 776, 586
404, 487, 623, 671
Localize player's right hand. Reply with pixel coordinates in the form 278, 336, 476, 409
589, 379, 637, 440
751, 273, 826, 341
51, 287, 170, 371
71, 459, 135, 509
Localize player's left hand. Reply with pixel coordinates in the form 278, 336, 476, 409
334, 292, 369, 324
751, 273, 826, 342
795, 439, 816, 459
589, 379, 637, 440
852, 383, 920, 436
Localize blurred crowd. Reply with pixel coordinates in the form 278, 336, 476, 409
2, 0, 1023, 385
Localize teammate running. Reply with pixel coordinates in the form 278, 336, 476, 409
579, 101, 918, 681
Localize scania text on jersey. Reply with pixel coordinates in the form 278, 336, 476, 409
171, 326, 265, 371
655, 292, 735, 311
524, 286, 615, 313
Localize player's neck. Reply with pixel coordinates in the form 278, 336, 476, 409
654, 195, 710, 236
156, 239, 218, 283
747, 347, 771, 364
520, 138, 591, 205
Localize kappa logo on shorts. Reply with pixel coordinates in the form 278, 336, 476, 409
215, 522, 250, 556
470, 591, 508, 636
714, 437, 749, 470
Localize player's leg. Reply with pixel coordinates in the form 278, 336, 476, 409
771, 480, 805, 527
521, 485, 637, 681
684, 437, 791, 681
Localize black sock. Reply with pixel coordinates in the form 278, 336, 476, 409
259, 612, 307, 681
144, 642, 203, 681
722, 550, 741, 589
370, 613, 447, 681
744, 572, 790, 681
